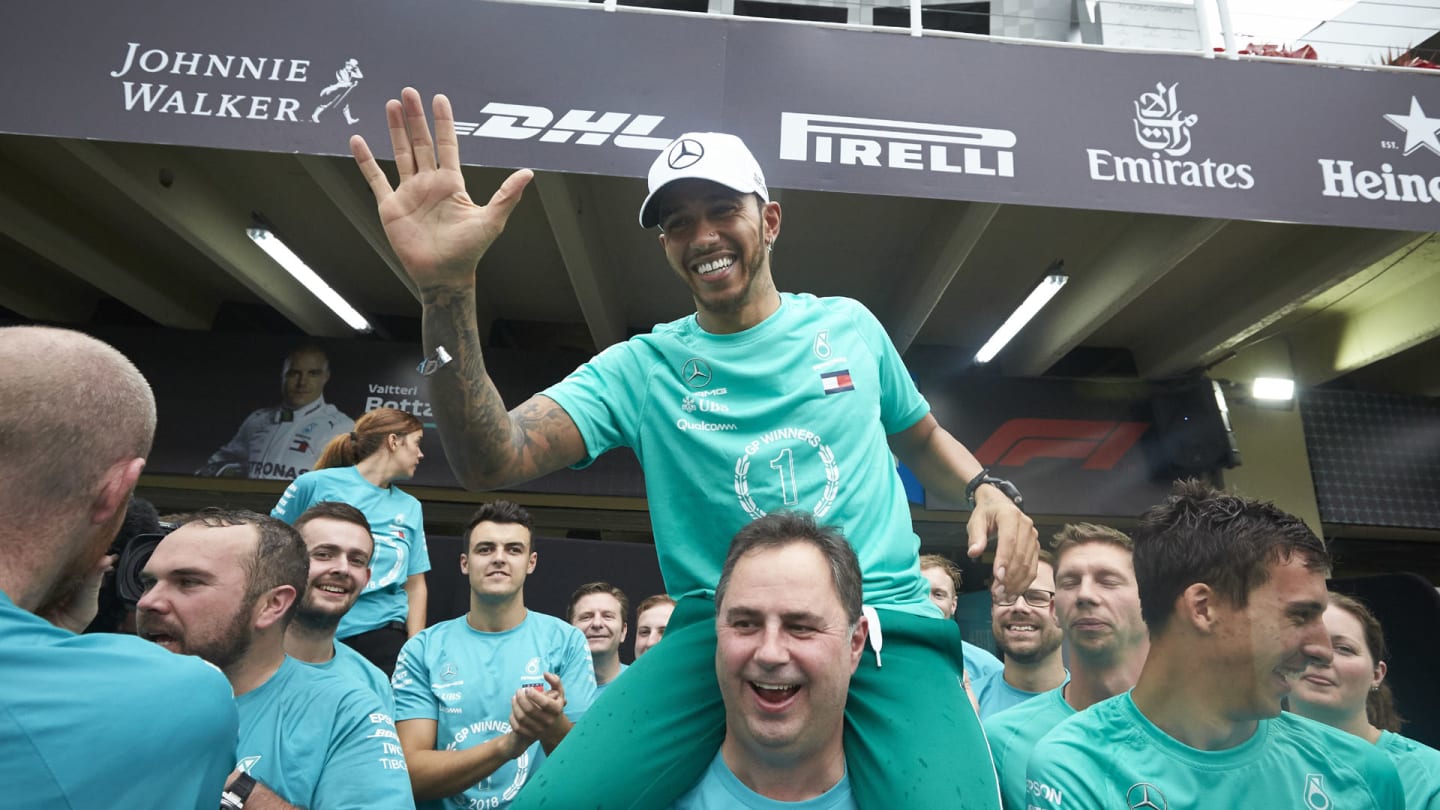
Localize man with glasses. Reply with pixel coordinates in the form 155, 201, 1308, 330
972, 550, 1066, 719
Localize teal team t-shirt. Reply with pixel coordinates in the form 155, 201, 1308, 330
963, 641, 1004, 681
235, 656, 414, 809
1027, 692, 1404, 809
301, 640, 396, 715
1, 591, 238, 809
393, 611, 597, 810
974, 669, 1067, 719
273, 465, 431, 637
671, 751, 858, 809
1378, 729, 1440, 809
984, 686, 1075, 810
543, 293, 933, 612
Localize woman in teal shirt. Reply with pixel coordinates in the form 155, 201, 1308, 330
1290, 592, 1440, 809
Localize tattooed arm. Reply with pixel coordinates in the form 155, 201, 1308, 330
352, 87, 585, 488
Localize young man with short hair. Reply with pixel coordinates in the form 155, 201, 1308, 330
1027, 482, 1403, 809
393, 500, 595, 810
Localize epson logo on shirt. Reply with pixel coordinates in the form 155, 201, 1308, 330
456, 102, 676, 150
1027, 779, 1063, 806
779, 112, 1016, 177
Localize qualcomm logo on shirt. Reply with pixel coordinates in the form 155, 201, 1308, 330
1318, 96, 1440, 204
1087, 82, 1255, 191
779, 112, 1016, 177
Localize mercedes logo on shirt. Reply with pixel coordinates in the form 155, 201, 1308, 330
682, 358, 713, 389
1126, 783, 1167, 810
668, 139, 704, 170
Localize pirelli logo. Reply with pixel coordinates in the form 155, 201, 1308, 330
779, 112, 1016, 177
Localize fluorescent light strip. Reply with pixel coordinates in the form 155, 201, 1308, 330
246, 227, 372, 332
974, 274, 1068, 364
1252, 377, 1295, 401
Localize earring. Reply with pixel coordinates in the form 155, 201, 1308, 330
1370, 685, 1380, 693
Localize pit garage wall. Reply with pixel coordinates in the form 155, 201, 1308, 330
70, 323, 1380, 526
3, 0, 1438, 233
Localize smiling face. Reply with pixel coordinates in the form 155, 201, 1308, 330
136, 523, 258, 672
295, 516, 373, 631
461, 521, 536, 604
715, 542, 866, 767
655, 179, 781, 333
1054, 542, 1147, 665
1289, 602, 1383, 722
991, 561, 1063, 665
571, 592, 627, 659
634, 602, 674, 658
1213, 554, 1332, 719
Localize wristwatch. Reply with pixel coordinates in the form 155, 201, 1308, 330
220, 772, 257, 810
965, 468, 1024, 508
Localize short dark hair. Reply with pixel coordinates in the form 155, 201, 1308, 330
178, 508, 309, 628
568, 582, 631, 623
294, 501, 374, 554
466, 500, 533, 534
1133, 480, 1330, 633
715, 512, 862, 626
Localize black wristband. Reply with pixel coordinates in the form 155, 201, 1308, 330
221, 772, 257, 810
965, 468, 1024, 508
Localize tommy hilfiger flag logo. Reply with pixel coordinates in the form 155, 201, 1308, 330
821, 370, 855, 395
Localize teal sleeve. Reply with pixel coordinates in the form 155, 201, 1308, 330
407, 499, 430, 576
541, 341, 652, 466
848, 301, 929, 434
271, 472, 318, 523
312, 690, 416, 810
1025, 738, 1119, 810
392, 633, 437, 723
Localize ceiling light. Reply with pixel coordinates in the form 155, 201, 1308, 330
246, 226, 372, 332
1252, 377, 1295, 401
975, 273, 1069, 364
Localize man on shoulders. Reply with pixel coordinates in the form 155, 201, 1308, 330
973, 551, 1066, 719
393, 500, 596, 810
0, 326, 237, 809
138, 509, 414, 810
985, 524, 1147, 810
286, 501, 396, 713
568, 581, 630, 695
1026, 481, 1403, 809
673, 511, 867, 809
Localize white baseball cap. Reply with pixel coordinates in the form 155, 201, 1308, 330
638, 132, 770, 228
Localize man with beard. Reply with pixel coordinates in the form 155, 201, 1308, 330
984, 524, 1148, 809
351, 89, 1036, 810
567, 582, 630, 696
138, 509, 415, 810
286, 501, 395, 713
198, 344, 354, 480
392, 500, 595, 810
1027, 482, 1403, 810
973, 551, 1066, 719
0, 326, 237, 809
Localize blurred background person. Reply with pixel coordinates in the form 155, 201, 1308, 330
633, 594, 674, 659
198, 344, 353, 481
1289, 592, 1440, 809
273, 407, 430, 674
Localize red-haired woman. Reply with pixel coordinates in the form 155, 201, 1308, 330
272, 407, 429, 675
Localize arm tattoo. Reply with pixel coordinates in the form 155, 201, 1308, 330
420, 286, 581, 489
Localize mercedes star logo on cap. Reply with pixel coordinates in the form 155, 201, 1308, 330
668, 139, 705, 170
682, 358, 713, 389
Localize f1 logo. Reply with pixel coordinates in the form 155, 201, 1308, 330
975, 418, 1149, 471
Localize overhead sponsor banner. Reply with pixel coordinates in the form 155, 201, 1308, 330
2, 0, 1437, 231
